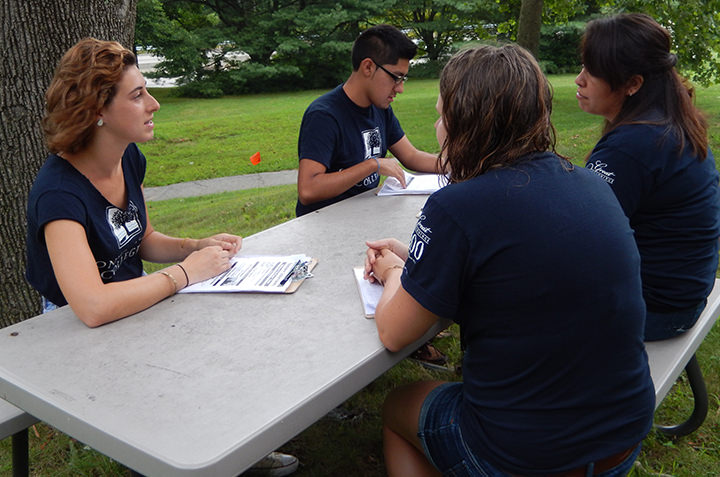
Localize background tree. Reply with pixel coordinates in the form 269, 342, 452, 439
610, 0, 720, 85
517, 0, 543, 56
137, 0, 720, 94
0, 0, 138, 327
136, 0, 225, 81
137, 0, 392, 96
382, 0, 499, 61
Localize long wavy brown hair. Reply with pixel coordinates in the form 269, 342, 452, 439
438, 44, 560, 183
42, 37, 136, 154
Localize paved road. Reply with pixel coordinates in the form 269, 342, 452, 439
143, 170, 298, 201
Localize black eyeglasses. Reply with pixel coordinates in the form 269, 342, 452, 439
372, 59, 408, 85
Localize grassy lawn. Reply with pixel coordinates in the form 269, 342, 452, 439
139, 75, 720, 187
2, 76, 720, 476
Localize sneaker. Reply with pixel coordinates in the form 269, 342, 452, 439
410, 342, 448, 370
243, 452, 299, 476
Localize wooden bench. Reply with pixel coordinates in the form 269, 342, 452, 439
0, 399, 37, 477
645, 278, 720, 436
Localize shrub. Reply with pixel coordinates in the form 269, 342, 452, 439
538, 22, 584, 74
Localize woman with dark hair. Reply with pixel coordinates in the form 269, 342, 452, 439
577, 13, 720, 341
364, 44, 654, 476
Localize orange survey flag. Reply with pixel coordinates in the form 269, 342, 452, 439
250, 152, 262, 165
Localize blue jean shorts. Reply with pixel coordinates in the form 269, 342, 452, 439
42, 296, 59, 314
417, 382, 641, 477
418, 382, 506, 476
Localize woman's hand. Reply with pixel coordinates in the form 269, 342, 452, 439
196, 233, 242, 256
365, 246, 405, 285
365, 238, 408, 282
179, 245, 234, 285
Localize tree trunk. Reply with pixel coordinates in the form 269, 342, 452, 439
0, 0, 137, 327
517, 0, 543, 57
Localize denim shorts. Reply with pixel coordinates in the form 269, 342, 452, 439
418, 382, 506, 476
41, 296, 59, 314
417, 382, 642, 477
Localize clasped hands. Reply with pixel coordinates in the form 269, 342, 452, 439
364, 238, 408, 286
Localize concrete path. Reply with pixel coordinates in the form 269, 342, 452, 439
144, 169, 298, 201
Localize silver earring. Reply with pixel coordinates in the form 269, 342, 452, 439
97, 118, 104, 127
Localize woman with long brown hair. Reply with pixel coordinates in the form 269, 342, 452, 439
364, 44, 654, 476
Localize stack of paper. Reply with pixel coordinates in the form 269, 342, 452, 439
377, 172, 448, 196
179, 254, 314, 294
353, 267, 384, 318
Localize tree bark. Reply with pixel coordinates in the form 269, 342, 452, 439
0, 0, 137, 327
517, 0, 543, 57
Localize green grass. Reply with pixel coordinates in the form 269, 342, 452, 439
2, 77, 720, 476
141, 77, 720, 187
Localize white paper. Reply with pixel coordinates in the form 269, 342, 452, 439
377, 172, 448, 196
353, 267, 384, 318
180, 254, 311, 293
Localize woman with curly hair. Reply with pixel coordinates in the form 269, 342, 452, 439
25, 38, 242, 328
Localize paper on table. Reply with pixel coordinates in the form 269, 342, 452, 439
377, 171, 448, 196
353, 266, 384, 318
180, 254, 313, 293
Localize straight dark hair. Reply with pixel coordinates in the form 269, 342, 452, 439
581, 13, 708, 160
351, 24, 417, 70
439, 44, 560, 183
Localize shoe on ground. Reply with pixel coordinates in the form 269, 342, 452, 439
243, 452, 299, 476
410, 342, 448, 370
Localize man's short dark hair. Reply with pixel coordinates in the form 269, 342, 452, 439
351, 24, 417, 70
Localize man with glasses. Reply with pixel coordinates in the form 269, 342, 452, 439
295, 24, 441, 217
295, 25, 447, 369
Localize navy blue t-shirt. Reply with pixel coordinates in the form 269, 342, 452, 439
402, 153, 654, 474
296, 84, 405, 216
26, 144, 148, 306
586, 122, 720, 311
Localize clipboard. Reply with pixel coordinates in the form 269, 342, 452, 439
179, 255, 318, 294
284, 258, 318, 293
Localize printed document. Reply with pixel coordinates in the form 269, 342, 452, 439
180, 254, 312, 293
377, 172, 448, 196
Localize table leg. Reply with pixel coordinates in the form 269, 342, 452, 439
11, 429, 29, 477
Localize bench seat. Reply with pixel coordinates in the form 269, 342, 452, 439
645, 278, 720, 436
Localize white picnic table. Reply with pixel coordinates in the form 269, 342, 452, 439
0, 190, 447, 476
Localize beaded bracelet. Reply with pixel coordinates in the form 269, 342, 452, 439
374, 157, 380, 176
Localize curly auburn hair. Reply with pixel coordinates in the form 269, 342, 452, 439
42, 38, 137, 154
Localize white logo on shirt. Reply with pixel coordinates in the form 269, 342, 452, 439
409, 214, 432, 262
587, 160, 616, 184
106, 201, 143, 248
362, 127, 382, 159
